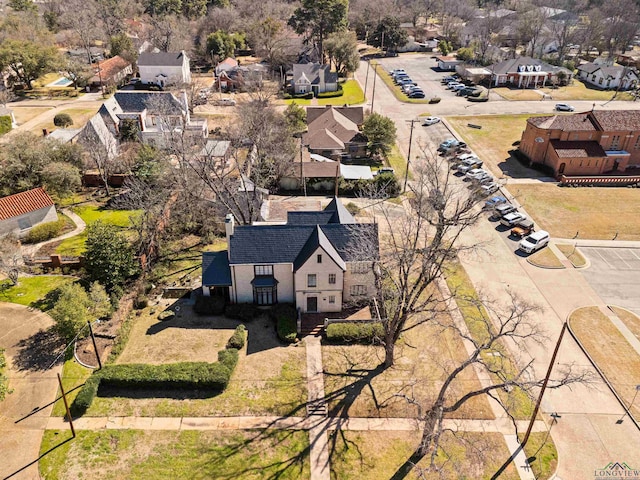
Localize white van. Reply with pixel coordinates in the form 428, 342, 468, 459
519, 230, 550, 254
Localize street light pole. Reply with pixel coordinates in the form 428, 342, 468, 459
371, 64, 378, 112
404, 119, 417, 193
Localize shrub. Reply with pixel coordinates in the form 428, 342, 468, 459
345, 202, 361, 216
0, 348, 9, 401
326, 322, 384, 344
374, 172, 401, 197
270, 303, 298, 343
429, 97, 441, 104
225, 303, 260, 322
218, 348, 239, 370
194, 295, 226, 315
24, 218, 65, 244
226, 324, 246, 350
158, 310, 175, 321
134, 296, 148, 310
53, 113, 73, 128
317, 85, 344, 98
70, 375, 99, 417
0, 115, 11, 135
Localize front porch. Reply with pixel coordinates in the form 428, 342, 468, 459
300, 304, 375, 336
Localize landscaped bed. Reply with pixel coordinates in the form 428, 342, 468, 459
329, 430, 520, 479
40, 429, 310, 480
569, 306, 640, 419
609, 306, 640, 343
556, 244, 587, 268
74, 305, 307, 417
527, 247, 565, 269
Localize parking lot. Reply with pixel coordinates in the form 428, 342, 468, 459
579, 247, 640, 315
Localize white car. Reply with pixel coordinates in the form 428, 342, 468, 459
465, 168, 486, 181
519, 230, 550, 253
555, 103, 574, 112
451, 84, 467, 92
447, 82, 464, 90
501, 212, 527, 227
422, 116, 441, 126
456, 158, 483, 174
479, 182, 500, 195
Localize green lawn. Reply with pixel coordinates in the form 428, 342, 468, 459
55, 204, 139, 256
493, 80, 634, 102
519, 432, 558, 480
51, 358, 93, 417
283, 79, 365, 106
40, 429, 310, 480
0, 276, 75, 310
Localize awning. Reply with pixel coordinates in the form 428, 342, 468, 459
251, 277, 279, 287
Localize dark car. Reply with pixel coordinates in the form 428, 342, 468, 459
408, 90, 426, 98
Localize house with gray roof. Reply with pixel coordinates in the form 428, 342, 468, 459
81, 91, 207, 151
577, 62, 638, 90
291, 63, 338, 96
137, 50, 191, 86
486, 56, 573, 88
201, 197, 379, 312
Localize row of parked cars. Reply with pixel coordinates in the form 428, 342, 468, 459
389, 69, 426, 98
441, 143, 500, 196
440, 75, 483, 98
484, 196, 550, 253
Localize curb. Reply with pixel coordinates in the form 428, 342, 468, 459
554, 244, 590, 269
566, 312, 640, 432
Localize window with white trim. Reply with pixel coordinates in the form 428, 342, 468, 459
254, 265, 273, 276
350, 285, 367, 296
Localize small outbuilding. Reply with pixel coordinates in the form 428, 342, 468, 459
0, 188, 57, 237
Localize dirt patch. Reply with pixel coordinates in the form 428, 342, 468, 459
75, 336, 111, 368
527, 247, 565, 269
609, 306, 640, 345
265, 197, 324, 221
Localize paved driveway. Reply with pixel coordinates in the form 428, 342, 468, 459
0, 303, 63, 480
579, 247, 640, 316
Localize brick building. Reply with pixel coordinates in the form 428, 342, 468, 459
518, 110, 640, 177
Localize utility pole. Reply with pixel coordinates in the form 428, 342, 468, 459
364, 59, 371, 98
404, 120, 417, 193
522, 322, 567, 446
300, 142, 307, 197
57, 373, 75, 438
87, 320, 102, 370
371, 64, 378, 112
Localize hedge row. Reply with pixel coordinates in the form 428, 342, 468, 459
325, 322, 384, 344
0, 115, 11, 136
71, 346, 241, 416
225, 303, 260, 322
269, 304, 298, 343
226, 324, 246, 350
24, 218, 66, 244
316, 85, 344, 99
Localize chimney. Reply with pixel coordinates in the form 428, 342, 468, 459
225, 213, 235, 243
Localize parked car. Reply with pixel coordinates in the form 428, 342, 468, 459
442, 75, 457, 83
501, 212, 527, 227
408, 91, 426, 98
451, 84, 467, 92
484, 195, 507, 209
390, 69, 406, 76
492, 203, 517, 219
422, 116, 441, 126
479, 182, 500, 196
519, 230, 550, 253
402, 84, 419, 93
465, 168, 486, 181
456, 157, 483, 174
373, 167, 395, 176
555, 103, 575, 112
393, 75, 410, 84
438, 139, 467, 153
212, 98, 237, 106
447, 82, 464, 90
399, 79, 418, 87
510, 219, 535, 238
472, 172, 494, 185
457, 87, 479, 97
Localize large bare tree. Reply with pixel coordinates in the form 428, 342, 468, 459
0, 234, 22, 286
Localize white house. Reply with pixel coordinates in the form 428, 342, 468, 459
201, 198, 379, 313
291, 64, 338, 96
137, 51, 191, 86
577, 62, 639, 90
82, 91, 207, 152
0, 188, 58, 237
435, 55, 462, 71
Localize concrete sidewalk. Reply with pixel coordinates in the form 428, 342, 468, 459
21, 209, 87, 257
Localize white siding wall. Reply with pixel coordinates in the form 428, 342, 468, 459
230, 263, 294, 304
294, 247, 344, 313
139, 65, 188, 85
0, 205, 58, 237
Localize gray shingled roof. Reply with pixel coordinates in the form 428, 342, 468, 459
489, 56, 571, 75
113, 92, 185, 115
292, 63, 338, 85
577, 62, 601, 74
138, 51, 186, 67
287, 211, 337, 225
202, 251, 232, 286
293, 225, 346, 271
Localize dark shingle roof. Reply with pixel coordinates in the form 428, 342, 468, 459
489, 56, 570, 75
229, 223, 377, 266
325, 197, 355, 224
287, 211, 337, 225
202, 251, 232, 286
292, 63, 338, 85
550, 140, 606, 158
113, 92, 185, 115
137, 51, 187, 67
293, 225, 346, 270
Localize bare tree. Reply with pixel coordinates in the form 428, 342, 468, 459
388, 290, 591, 479
0, 234, 22, 286
363, 152, 485, 369
517, 7, 549, 57
602, 0, 639, 60
59, 0, 100, 65
79, 124, 119, 196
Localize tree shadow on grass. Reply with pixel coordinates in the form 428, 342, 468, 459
29, 288, 63, 312
12, 325, 65, 372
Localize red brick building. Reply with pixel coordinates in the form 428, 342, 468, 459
518, 110, 640, 177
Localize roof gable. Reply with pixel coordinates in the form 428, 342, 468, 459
0, 188, 54, 221
293, 225, 346, 271
324, 197, 355, 224
137, 51, 187, 67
